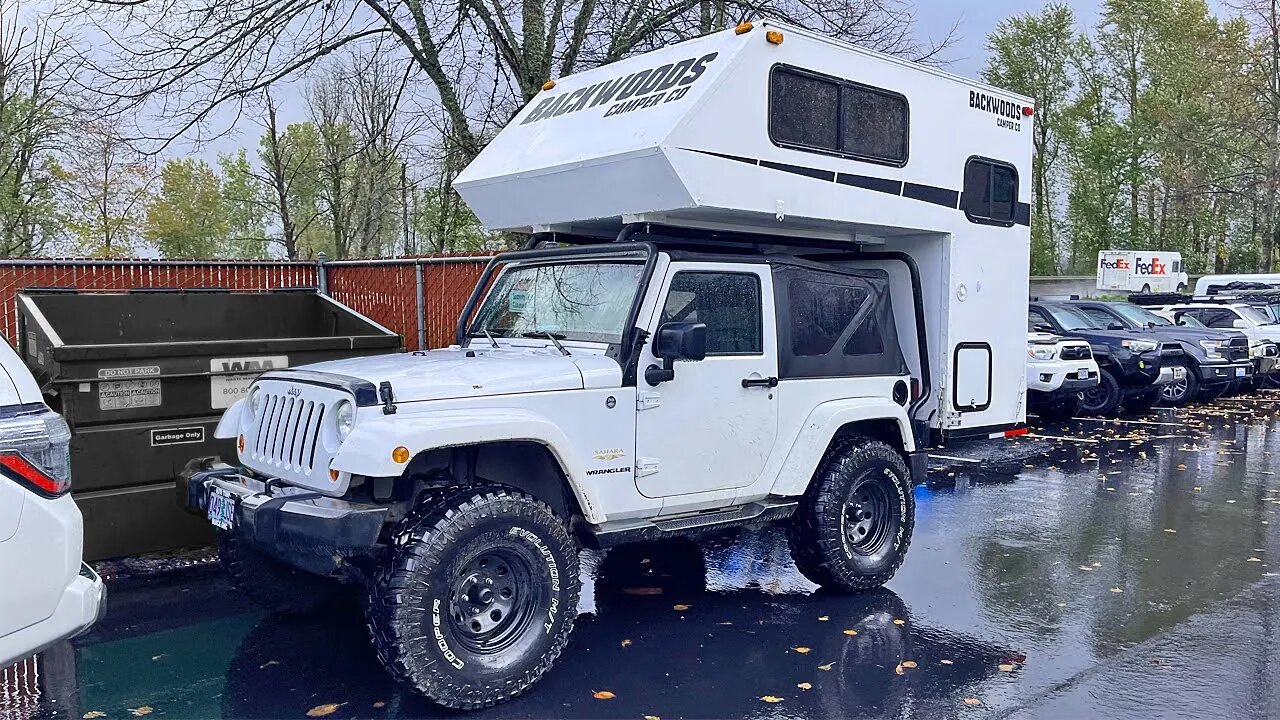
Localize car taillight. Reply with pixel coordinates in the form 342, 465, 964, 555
0, 406, 71, 496
0, 451, 69, 496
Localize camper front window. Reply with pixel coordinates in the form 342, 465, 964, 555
469, 262, 645, 344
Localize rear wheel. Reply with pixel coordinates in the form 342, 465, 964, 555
1141, 283, 1152, 294
1157, 364, 1198, 406
788, 437, 914, 593
217, 532, 336, 615
366, 486, 580, 710
1079, 369, 1123, 417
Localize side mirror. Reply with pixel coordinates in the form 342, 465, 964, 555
1034, 324, 1055, 334
645, 322, 706, 385
1108, 323, 1125, 331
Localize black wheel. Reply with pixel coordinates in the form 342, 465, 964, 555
1157, 364, 1198, 406
788, 437, 914, 593
366, 486, 580, 710
1035, 394, 1080, 422
1123, 387, 1161, 414
1176, 283, 1187, 293
1264, 373, 1280, 390
1079, 369, 1123, 416
1141, 283, 1152, 294
217, 531, 336, 614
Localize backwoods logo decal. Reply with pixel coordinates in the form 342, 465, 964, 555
521, 52, 719, 125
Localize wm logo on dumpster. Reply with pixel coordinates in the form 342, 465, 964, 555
210, 355, 289, 376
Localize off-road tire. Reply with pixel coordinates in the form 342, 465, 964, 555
788, 437, 914, 593
1157, 363, 1197, 407
217, 531, 334, 615
366, 486, 580, 710
1034, 394, 1080, 422
1080, 369, 1123, 417
1123, 387, 1161, 414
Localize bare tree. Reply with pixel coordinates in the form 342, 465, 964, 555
59, 118, 156, 256
255, 92, 322, 259
72, 0, 953, 162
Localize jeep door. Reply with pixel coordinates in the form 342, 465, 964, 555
633, 263, 779, 498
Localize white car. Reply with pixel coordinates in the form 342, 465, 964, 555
0, 339, 104, 669
1026, 332, 1099, 420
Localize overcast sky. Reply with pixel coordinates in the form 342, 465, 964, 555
916, 0, 1101, 79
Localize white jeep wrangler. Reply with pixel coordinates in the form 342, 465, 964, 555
183, 21, 1034, 709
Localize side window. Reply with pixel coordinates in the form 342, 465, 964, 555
1080, 307, 1116, 328
1028, 308, 1051, 331
788, 281, 870, 357
1198, 309, 1236, 329
1172, 260, 1182, 273
961, 158, 1018, 225
769, 65, 909, 165
660, 272, 762, 355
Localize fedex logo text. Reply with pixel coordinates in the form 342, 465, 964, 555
1134, 257, 1168, 276
1099, 257, 1130, 270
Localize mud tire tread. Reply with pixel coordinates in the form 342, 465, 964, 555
365, 485, 580, 710
787, 436, 914, 593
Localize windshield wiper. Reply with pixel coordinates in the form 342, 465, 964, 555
522, 331, 571, 356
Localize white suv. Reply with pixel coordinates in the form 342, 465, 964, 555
1153, 303, 1280, 378
0, 339, 104, 669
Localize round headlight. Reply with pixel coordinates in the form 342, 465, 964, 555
334, 400, 355, 441
247, 386, 263, 420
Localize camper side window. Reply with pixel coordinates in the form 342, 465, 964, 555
961, 158, 1018, 225
769, 66, 909, 166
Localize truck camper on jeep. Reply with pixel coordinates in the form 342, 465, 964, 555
181, 20, 1034, 709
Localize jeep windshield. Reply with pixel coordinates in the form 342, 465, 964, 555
469, 261, 645, 344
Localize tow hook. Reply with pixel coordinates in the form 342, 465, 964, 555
379, 381, 398, 415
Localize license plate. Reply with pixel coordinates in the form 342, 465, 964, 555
1076, 369, 1090, 380
1172, 367, 1186, 379
1236, 367, 1247, 377
207, 488, 236, 531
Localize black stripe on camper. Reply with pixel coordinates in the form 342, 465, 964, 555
682, 148, 1029, 227
836, 173, 902, 195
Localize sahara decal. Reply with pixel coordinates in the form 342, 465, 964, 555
592, 448, 626, 461
521, 53, 719, 125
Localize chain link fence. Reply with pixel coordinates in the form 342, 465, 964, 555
0, 255, 493, 351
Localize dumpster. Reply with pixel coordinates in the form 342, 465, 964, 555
17, 289, 402, 560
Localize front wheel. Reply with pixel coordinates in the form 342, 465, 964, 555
788, 437, 914, 593
366, 486, 580, 710
1157, 364, 1198, 406
1079, 369, 1123, 417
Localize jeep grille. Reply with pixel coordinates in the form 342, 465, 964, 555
240, 380, 348, 489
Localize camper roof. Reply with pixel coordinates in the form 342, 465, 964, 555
455, 21, 1034, 244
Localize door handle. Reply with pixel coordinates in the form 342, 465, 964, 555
741, 376, 779, 388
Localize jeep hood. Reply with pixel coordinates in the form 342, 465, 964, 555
297, 347, 621, 402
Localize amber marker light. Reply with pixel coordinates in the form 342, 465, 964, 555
392, 446, 410, 464
765, 30, 784, 44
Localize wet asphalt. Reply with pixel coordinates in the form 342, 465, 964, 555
16, 392, 1280, 720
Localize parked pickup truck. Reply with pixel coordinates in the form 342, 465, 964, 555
1029, 301, 1184, 416
1066, 300, 1252, 405
1026, 331, 1098, 421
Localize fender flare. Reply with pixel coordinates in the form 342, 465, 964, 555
330, 407, 605, 523
770, 398, 915, 497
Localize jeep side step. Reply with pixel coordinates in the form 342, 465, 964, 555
577, 498, 799, 549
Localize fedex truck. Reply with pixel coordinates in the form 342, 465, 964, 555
1097, 250, 1187, 294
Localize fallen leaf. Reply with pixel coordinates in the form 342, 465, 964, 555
818, 615, 829, 621
150, 655, 166, 661
130, 708, 153, 718
1163, 528, 1177, 533
1110, 587, 1123, 593
1078, 565, 1095, 571
622, 587, 663, 596
1194, 487, 1203, 492
259, 660, 280, 669
644, 716, 661, 720
1248, 557, 1263, 562
842, 629, 859, 636
964, 697, 983, 706
592, 691, 616, 700
83, 712, 106, 719
373, 701, 386, 708
998, 663, 1015, 672
306, 704, 344, 718
817, 662, 835, 671
761, 695, 784, 703
901, 660, 918, 668
793, 646, 812, 654
894, 663, 906, 675
672, 604, 690, 611
940, 659, 954, 665
892, 619, 906, 625
621, 639, 632, 648
797, 682, 813, 690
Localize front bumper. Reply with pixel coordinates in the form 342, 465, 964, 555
180, 467, 387, 551
1027, 361, 1098, 393
1154, 365, 1187, 386
1199, 361, 1254, 384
